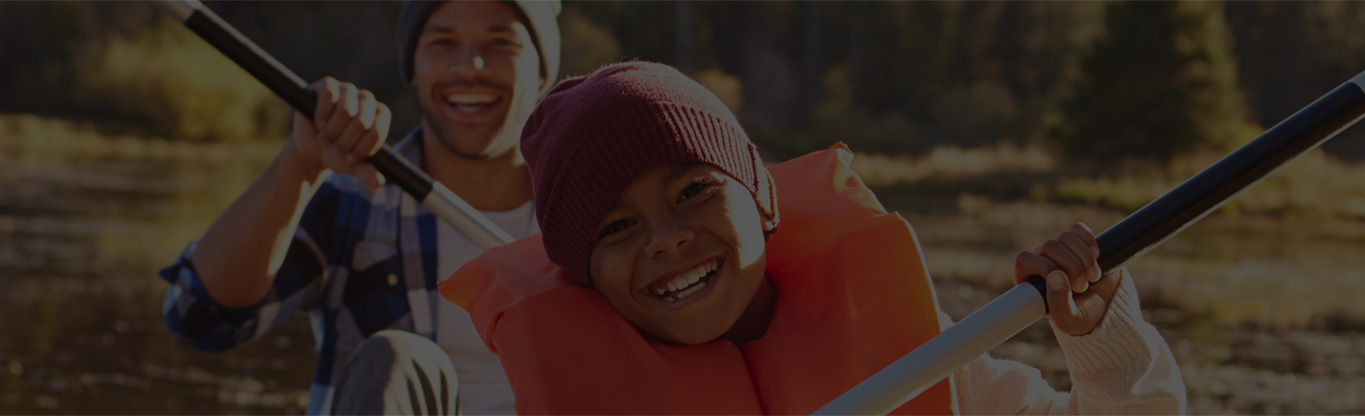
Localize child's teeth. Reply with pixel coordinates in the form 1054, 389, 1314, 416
674, 280, 706, 300
654, 259, 721, 301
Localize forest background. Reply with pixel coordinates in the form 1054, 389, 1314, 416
3, 1, 1365, 413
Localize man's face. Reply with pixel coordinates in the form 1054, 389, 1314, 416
411, 0, 542, 159
588, 163, 769, 345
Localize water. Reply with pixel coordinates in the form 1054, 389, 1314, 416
0, 142, 314, 414
2, 129, 1364, 413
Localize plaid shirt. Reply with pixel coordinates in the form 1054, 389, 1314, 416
160, 129, 454, 414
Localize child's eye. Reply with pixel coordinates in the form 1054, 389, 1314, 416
596, 218, 635, 241
677, 181, 715, 203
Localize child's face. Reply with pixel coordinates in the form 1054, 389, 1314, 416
589, 163, 769, 345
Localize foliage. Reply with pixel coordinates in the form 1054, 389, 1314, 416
1050, 1, 1250, 163
0, 2, 94, 116
768, 66, 921, 157
1226, 1, 1365, 157
5, 0, 1365, 163
557, 5, 622, 78
70, 18, 290, 142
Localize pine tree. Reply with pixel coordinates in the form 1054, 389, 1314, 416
1052, 1, 1249, 162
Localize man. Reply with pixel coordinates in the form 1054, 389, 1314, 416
158, 1, 560, 414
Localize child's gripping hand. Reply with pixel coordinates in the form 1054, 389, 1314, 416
1012, 222, 1120, 336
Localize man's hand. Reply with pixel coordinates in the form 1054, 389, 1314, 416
287, 77, 393, 191
1013, 222, 1120, 336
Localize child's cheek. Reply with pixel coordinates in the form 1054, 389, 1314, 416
590, 244, 631, 297
722, 187, 769, 270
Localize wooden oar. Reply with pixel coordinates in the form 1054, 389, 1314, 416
815, 71, 1365, 415
156, 0, 514, 250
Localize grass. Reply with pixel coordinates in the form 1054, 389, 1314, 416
846, 141, 1365, 331
0, 114, 279, 162
849, 142, 1056, 188
848, 140, 1365, 223
1055, 147, 1365, 220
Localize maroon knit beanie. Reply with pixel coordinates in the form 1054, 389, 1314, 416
521, 61, 779, 286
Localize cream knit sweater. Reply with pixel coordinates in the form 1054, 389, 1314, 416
948, 267, 1187, 414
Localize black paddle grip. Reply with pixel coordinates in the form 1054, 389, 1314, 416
183, 7, 434, 198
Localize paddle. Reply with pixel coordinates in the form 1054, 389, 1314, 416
155, 0, 514, 250
814, 71, 1365, 414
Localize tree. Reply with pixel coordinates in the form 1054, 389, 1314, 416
1226, 1, 1365, 160
1052, 1, 1249, 162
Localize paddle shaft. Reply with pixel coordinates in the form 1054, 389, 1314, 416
815, 72, 1365, 415
157, 0, 514, 250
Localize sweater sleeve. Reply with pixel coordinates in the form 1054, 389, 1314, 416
950, 267, 1187, 415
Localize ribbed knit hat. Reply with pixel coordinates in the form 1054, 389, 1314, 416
397, 0, 561, 95
521, 61, 779, 286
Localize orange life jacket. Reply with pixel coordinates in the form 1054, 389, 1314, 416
441, 144, 957, 414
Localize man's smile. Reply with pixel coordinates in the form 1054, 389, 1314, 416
438, 87, 506, 122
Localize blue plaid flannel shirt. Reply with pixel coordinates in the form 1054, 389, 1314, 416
159, 129, 451, 414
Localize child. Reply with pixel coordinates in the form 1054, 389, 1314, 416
441, 61, 1185, 414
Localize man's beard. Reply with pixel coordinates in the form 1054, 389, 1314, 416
423, 108, 516, 161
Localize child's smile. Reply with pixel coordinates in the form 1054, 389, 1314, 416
644, 256, 721, 305
589, 163, 772, 345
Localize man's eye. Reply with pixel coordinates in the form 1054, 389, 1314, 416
597, 219, 635, 240
678, 181, 714, 203
489, 37, 520, 49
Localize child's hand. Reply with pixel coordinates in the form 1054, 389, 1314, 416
1013, 222, 1120, 336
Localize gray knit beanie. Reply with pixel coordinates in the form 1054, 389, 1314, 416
397, 0, 561, 95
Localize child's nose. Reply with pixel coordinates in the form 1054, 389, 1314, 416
647, 225, 694, 258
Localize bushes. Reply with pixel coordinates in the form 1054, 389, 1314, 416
71, 17, 290, 142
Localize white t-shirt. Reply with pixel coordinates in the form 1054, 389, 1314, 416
435, 200, 538, 415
